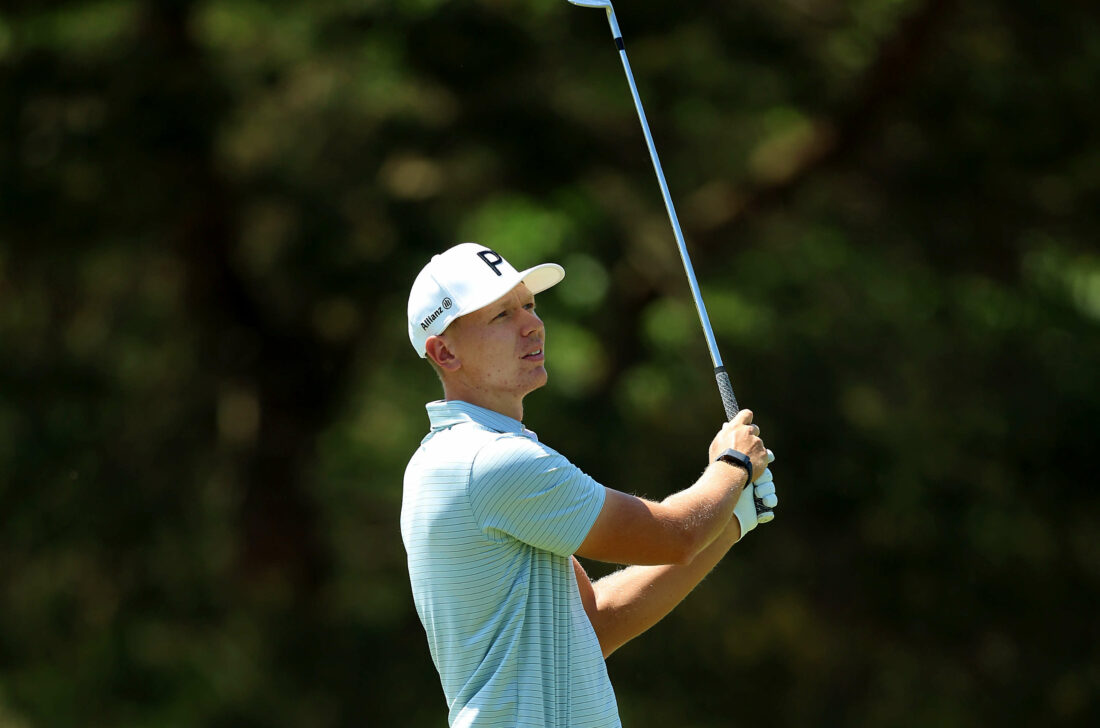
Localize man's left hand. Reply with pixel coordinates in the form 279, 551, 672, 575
734, 450, 778, 539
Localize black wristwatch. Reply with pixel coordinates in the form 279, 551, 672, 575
715, 448, 753, 484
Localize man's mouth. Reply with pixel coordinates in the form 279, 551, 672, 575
522, 347, 544, 360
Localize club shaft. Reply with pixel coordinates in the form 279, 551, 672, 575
596, 11, 742, 422
595, 6, 762, 514
613, 49, 724, 370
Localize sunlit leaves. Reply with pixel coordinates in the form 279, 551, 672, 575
2, 0, 1099, 726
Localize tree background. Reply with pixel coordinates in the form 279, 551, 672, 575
2, 0, 1098, 726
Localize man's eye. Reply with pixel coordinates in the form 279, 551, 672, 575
523, 303, 535, 311
492, 310, 508, 321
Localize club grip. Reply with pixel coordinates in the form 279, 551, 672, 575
715, 366, 771, 519
715, 366, 740, 421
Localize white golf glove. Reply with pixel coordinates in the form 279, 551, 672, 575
733, 450, 778, 540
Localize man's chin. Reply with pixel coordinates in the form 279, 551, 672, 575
524, 368, 549, 394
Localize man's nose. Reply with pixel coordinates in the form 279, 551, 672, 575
521, 308, 542, 336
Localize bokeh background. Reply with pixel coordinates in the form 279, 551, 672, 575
2, 0, 1098, 726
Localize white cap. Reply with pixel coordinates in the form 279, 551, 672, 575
407, 243, 565, 357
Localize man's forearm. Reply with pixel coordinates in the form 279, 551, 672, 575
577, 462, 748, 565
584, 513, 743, 658
659, 461, 749, 561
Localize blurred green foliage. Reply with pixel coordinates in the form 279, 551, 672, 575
2, 0, 1098, 726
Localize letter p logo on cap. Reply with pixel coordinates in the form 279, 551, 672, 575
477, 249, 505, 276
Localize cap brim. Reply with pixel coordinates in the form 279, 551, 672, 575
454, 262, 565, 320
520, 263, 565, 295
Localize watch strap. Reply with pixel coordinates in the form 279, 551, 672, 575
715, 448, 753, 484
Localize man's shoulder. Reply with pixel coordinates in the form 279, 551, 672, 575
410, 421, 541, 474
470, 427, 571, 473
424, 420, 526, 453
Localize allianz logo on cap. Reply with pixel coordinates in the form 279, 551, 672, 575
420, 297, 451, 331
418, 247, 504, 331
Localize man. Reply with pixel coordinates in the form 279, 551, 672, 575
401, 243, 778, 727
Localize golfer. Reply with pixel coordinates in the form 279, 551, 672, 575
401, 243, 778, 727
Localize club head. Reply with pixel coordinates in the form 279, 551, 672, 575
567, 0, 620, 39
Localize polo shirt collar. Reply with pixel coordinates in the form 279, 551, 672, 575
426, 400, 526, 435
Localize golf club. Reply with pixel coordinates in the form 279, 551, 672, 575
567, 0, 772, 521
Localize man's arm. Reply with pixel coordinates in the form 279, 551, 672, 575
575, 463, 747, 565
572, 510, 745, 658
575, 409, 767, 566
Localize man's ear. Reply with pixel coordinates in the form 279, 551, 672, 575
425, 335, 460, 372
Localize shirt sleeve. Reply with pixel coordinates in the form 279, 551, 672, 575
468, 434, 606, 556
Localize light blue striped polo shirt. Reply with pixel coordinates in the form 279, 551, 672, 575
401, 400, 620, 728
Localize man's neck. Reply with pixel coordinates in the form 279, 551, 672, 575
441, 384, 524, 422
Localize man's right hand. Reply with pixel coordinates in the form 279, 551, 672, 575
707, 408, 769, 478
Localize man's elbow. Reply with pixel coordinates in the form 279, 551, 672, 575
589, 614, 625, 659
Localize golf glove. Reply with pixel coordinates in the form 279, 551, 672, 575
734, 450, 778, 539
